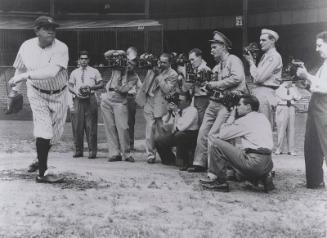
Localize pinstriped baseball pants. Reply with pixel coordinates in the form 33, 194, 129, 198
27, 82, 68, 144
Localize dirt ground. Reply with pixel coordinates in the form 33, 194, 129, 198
1, 114, 327, 238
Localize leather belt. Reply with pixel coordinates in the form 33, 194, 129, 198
244, 148, 272, 155
32, 85, 67, 95
260, 85, 279, 90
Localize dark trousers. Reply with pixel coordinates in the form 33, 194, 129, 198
154, 130, 198, 166
71, 95, 98, 155
127, 95, 137, 148
304, 94, 327, 187
194, 96, 209, 127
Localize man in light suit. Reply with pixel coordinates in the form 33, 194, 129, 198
136, 53, 178, 163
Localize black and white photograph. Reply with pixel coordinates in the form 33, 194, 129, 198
0, 0, 326, 237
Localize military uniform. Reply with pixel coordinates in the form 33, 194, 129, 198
192, 53, 246, 169
250, 44, 282, 125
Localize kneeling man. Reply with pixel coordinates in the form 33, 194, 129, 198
201, 95, 275, 192
154, 91, 198, 169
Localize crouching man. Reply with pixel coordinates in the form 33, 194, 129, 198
200, 95, 275, 192
154, 91, 198, 169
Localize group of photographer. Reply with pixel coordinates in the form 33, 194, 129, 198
67, 28, 327, 192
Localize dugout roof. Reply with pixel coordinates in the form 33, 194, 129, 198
0, 17, 162, 31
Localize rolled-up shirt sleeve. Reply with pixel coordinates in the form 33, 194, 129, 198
308, 65, 327, 93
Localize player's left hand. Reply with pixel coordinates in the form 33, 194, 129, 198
8, 73, 28, 87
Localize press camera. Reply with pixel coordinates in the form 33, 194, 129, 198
138, 53, 158, 69
243, 42, 260, 61
283, 58, 304, 81
105, 51, 127, 69
164, 92, 180, 105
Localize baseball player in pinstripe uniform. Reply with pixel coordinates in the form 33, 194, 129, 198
8, 16, 69, 183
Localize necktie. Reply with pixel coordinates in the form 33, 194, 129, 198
286, 87, 291, 107
81, 68, 85, 83
178, 109, 183, 116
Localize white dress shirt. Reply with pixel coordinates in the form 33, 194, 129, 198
309, 61, 327, 94
175, 105, 199, 131
276, 82, 302, 105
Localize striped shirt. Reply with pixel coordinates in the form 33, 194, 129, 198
13, 37, 69, 91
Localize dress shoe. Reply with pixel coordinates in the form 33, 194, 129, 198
73, 152, 83, 158
179, 166, 189, 171
199, 177, 218, 185
262, 173, 275, 193
36, 174, 64, 184
288, 152, 297, 156
88, 153, 96, 159
307, 182, 325, 189
147, 155, 156, 164
202, 181, 229, 192
27, 160, 39, 173
125, 156, 135, 162
108, 155, 122, 162
274, 150, 283, 155
187, 166, 206, 173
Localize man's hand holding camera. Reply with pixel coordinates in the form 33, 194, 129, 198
243, 50, 255, 65
296, 65, 309, 80
78, 85, 91, 98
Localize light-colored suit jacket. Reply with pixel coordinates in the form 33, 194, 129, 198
136, 67, 178, 118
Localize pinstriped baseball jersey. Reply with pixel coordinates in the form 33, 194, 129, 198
13, 37, 69, 90
13, 37, 69, 144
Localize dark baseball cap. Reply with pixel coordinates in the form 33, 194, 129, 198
34, 16, 59, 28
209, 30, 232, 49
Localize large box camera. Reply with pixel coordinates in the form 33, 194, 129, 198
243, 42, 260, 55
171, 53, 188, 67
106, 52, 127, 69
164, 92, 180, 105
138, 53, 158, 69
185, 63, 212, 86
284, 58, 304, 81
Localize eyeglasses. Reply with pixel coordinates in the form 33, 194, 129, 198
80, 58, 88, 60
